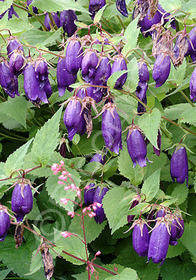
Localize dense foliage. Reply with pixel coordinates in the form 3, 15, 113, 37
0, 0, 196, 279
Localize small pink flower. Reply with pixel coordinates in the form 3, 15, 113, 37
61, 231, 72, 238
85, 185, 90, 190
95, 251, 101, 256
60, 160, 65, 166
68, 211, 75, 218
58, 180, 65, 185
88, 212, 96, 218
76, 190, 81, 198
60, 198, 69, 205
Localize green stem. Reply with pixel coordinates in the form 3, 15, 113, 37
180, 90, 195, 107
117, 15, 126, 29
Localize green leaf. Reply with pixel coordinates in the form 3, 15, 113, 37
166, 241, 186, 258
29, 107, 62, 167
103, 187, 135, 234
141, 169, 161, 202
105, 267, 138, 280
181, 0, 196, 19
54, 229, 87, 265
46, 166, 80, 212
118, 144, 145, 185
164, 103, 192, 120
69, 214, 106, 244
107, 70, 128, 89
4, 138, 33, 177
137, 108, 161, 148
171, 183, 189, 205
168, 59, 187, 87
0, 96, 28, 128
0, 0, 12, 14
94, 4, 108, 23
159, 0, 184, 10
124, 57, 139, 93
179, 107, 196, 126
122, 16, 140, 56
181, 221, 196, 258
0, 269, 11, 280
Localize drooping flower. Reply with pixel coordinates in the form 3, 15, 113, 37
65, 38, 83, 75
152, 53, 171, 87
190, 67, 196, 102
186, 26, 196, 61
11, 183, 33, 222
127, 198, 139, 223
9, 50, 25, 76
89, 0, 106, 20
116, 0, 128, 17
127, 128, 147, 168
170, 146, 188, 187
111, 56, 127, 89
138, 61, 149, 83
148, 222, 170, 264
7, 37, 24, 58
60, 10, 77, 37
93, 186, 108, 224
132, 221, 150, 257
34, 58, 49, 82
84, 183, 96, 206
0, 60, 19, 98
44, 12, 60, 30
93, 56, 111, 86
90, 153, 105, 165
0, 208, 10, 241
102, 102, 122, 154
81, 50, 99, 82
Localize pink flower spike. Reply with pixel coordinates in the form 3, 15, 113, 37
61, 231, 72, 238
51, 163, 58, 171
68, 211, 75, 218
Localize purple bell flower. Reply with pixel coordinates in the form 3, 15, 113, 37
136, 81, 148, 114
57, 57, 77, 96
169, 218, 178, 246
138, 61, 149, 83
156, 208, 166, 218
0, 61, 19, 98
44, 12, 60, 30
127, 128, 147, 168
132, 222, 150, 257
26, 0, 38, 16
65, 38, 83, 75
84, 183, 96, 206
116, 0, 128, 17
186, 26, 196, 60
152, 53, 171, 87
93, 186, 108, 224
63, 97, 86, 141
81, 50, 98, 82
11, 183, 33, 222
148, 222, 170, 264
34, 58, 49, 82
93, 56, 111, 86
7, 37, 24, 58
90, 153, 105, 165
102, 102, 122, 154
0, 208, 10, 241
60, 10, 77, 37
88, 87, 105, 103
111, 56, 127, 89
89, 0, 106, 20
170, 146, 188, 187
190, 67, 196, 102
9, 50, 25, 76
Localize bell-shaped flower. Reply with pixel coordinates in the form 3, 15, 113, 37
0, 60, 19, 98
111, 56, 127, 89
11, 183, 33, 222
170, 146, 188, 187
127, 128, 147, 168
7, 37, 24, 58
65, 38, 83, 75
152, 53, 171, 87
132, 221, 150, 257
116, 0, 128, 17
44, 12, 60, 30
138, 61, 149, 83
0, 208, 10, 241
93, 56, 111, 86
136, 81, 148, 114
186, 26, 196, 60
84, 183, 96, 206
102, 102, 122, 154
93, 186, 108, 224
89, 0, 106, 20
60, 10, 77, 37
82, 50, 98, 82
90, 153, 105, 165
190, 67, 196, 102
34, 58, 49, 82
9, 50, 25, 76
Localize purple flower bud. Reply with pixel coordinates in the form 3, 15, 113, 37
127, 199, 139, 222
0, 209, 10, 241
93, 57, 111, 86
186, 26, 196, 58
93, 186, 108, 224
136, 82, 148, 114
59, 141, 67, 158
156, 209, 166, 218
90, 153, 105, 164
44, 12, 60, 30
63, 97, 86, 141
11, 183, 33, 222
152, 53, 171, 87
88, 87, 104, 103
139, 6, 162, 35
190, 67, 196, 102
132, 222, 150, 257
153, 130, 161, 156
0, 61, 19, 98
57, 57, 77, 96
65, 38, 83, 75
9, 50, 25, 76
138, 61, 149, 83
148, 222, 170, 264
7, 37, 24, 58
60, 10, 77, 37
116, 0, 128, 17
111, 56, 127, 89
23, 62, 49, 103
102, 103, 122, 154
89, 0, 106, 20
34, 58, 48, 82
84, 183, 96, 206
170, 146, 188, 187
169, 218, 178, 246
175, 214, 184, 239
127, 128, 147, 168
82, 50, 98, 82
42, 78, 52, 98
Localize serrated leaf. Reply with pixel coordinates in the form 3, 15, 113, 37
26, 250, 43, 276
171, 183, 188, 205
166, 241, 186, 258
164, 103, 192, 120
0, 96, 28, 128
141, 169, 161, 202
54, 229, 87, 265
179, 107, 196, 126
138, 108, 161, 148
84, 162, 103, 175
181, 221, 196, 258
125, 57, 139, 93
4, 139, 33, 177
94, 4, 108, 23
46, 166, 80, 212
122, 16, 140, 56
30, 107, 62, 167
118, 144, 145, 185
127, 202, 150, 216
168, 60, 187, 87
0, 269, 11, 279
105, 267, 138, 280
103, 187, 135, 234
107, 70, 128, 89
159, 0, 184, 10
69, 214, 106, 244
